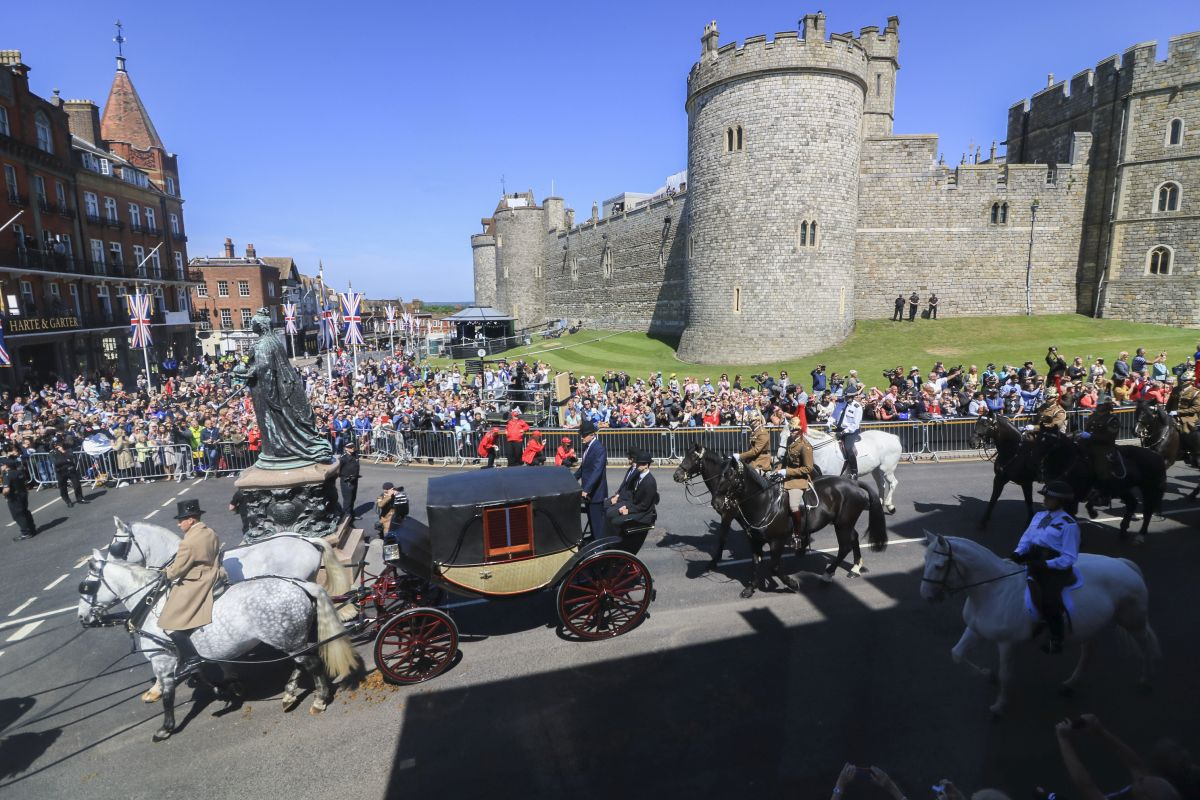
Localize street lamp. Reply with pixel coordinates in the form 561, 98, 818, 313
1025, 198, 1040, 316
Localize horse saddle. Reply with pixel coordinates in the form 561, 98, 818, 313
1023, 568, 1083, 627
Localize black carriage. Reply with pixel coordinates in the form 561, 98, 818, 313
348, 467, 655, 684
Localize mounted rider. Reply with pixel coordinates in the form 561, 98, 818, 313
1034, 387, 1068, 435
1175, 370, 1199, 465
731, 410, 772, 473
775, 416, 815, 546
834, 386, 863, 478
1010, 481, 1080, 654
1080, 400, 1122, 481
158, 499, 225, 678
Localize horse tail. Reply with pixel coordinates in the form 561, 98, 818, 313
302, 582, 362, 682
857, 479, 888, 552
309, 538, 356, 620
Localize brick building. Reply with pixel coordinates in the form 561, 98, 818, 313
189, 238, 283, 355
0, 48, 197, 385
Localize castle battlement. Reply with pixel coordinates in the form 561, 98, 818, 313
686, 12, 884, 107
556, 190, 684, 240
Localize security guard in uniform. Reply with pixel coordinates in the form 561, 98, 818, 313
775, 416, 816, 546
159, 500, 224, 678
731, 410, 772, 473
834, 386, 864, 478
3, 455, 37, 541
1011, 481, 1080, 654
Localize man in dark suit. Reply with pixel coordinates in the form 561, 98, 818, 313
604, 449, 657, 551
339, 441, 361, 520
4, 455, 37, 541
928, 292, 939, 319
892, 294, 905, 321
907, 291, 920, 322
573, 418, 607, 538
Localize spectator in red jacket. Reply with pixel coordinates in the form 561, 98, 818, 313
555, 436, 577, 467
477, 426, 501, 469
521, 430, 546, 465
504, 409, 529, 466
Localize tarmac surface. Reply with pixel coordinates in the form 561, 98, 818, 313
0, 457, 1197, 799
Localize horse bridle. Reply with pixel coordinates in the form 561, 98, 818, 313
79, 554, 151, 629
677, 446, 715, 504
717, 462, 784, 530
108, 527, 147, 563
921, 539, 1026, 595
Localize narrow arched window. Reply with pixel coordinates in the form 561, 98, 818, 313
602, 246, 613, 279
1157, 182, 1180, 212
34, 111, 53, 153
725, 128, 734, 153
1147, 246, 1172, 275
990, 203, 1000, 224
735, 125, 743, 151
1168, 118, 1183, 146
809, 221, 818, 246
999, 203, 1009, 224
799, 221, 808, 247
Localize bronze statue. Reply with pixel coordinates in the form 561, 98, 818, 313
233, 308, 333, 469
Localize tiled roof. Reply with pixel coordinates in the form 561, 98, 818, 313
100, 65, 164, 151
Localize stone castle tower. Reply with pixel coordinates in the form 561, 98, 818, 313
678, 14, 898, 362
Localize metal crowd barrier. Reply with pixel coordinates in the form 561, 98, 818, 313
25, 443, 198, 489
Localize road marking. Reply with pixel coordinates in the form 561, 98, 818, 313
0, 650, 5, 658
75, 556, 91, 569
5, 620, 45, 642
178, 484, 192, 495
44, 573, 70, 590
143, 510, 159, 520
714, 535, 927, 568
8, 597, 36, 616
161, 498, 175, 507
0, 605, 75, 631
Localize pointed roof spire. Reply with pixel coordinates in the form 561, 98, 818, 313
100, 23, 164, 151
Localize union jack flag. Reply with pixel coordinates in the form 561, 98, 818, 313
340, 291, 364, 347
319, 300, 338, 351
0, 317, 10, 367
384, 305, 397, 333
127, 292, 153, 349
283, 302, 298, 335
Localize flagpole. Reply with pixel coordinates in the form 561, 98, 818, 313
348, 280, 359, 380
135, 285, 152, 392
317, 263, 331, 386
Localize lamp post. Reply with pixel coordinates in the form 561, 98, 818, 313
1025, 198, 1040, 316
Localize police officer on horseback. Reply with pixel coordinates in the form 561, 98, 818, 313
775, 416, 816, 548
731, 410, 772, 473
1010, 481, 1080, 654
834, 387, 863, 478
159, 500, 224, 678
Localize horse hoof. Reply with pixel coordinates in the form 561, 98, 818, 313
886, 505, 897, 515
1058, 684, 1075, 698
142, 689, 161, 703
309, 700, 327, 715
1087, 508, 1099, 519
739, 587, 755, 599
152, 728, 173, 742
282, 694, 299, 712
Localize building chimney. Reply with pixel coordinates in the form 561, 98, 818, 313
224, 237, 235, 258
0, 50, 22, 66
246, 243, 257, 259
63, 99, 102, 145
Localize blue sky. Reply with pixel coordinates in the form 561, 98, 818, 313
8, 1, 1198, 302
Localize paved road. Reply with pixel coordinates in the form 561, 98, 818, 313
0, 460, 1197, 799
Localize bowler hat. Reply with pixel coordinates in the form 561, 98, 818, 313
1039, 481, 1074, 500
579, 419, 598, 438
633, 449, 653, 465
174, 499, 206, 520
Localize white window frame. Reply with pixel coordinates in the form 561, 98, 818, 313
196, 283, 209, 298
217, 280, 229, 298
55, 181, 66, 209
109, 241, 124, 266
48, 282, 61, 299
99, 158, 111, 176
128, 203, 141, 229
69, 283, 81, 316
144, 207, 156, 231
1167, 118, 1184, 147
240, 308, 253, 329
33, 174, 47, 203
165, 176, 176, 196
34, 111, 53, 153
1145, 245, 1173, 276
1154, 181, 1181, 213
176, 287, 188, 312
104, 196, 118, 222
220, 308, 233, 329
20, 280, 34, 306
149, 248, 162, 274
237, 280, 251, 298
3, 163, 17, 201
90, 238, 105, 266
132, 245, 146, 275
267, 282, 276, 298
173, 251, 184, 278
153, 286, 165, 311
169, 213, 180, 235
84, 191, 100, 217
0, 106, 9, 136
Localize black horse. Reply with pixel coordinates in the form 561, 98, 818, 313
673, 443, 753, 567
1040, 433, 1167, 544
703, 455, 887, 597
970, 411, 1040, 529
1135, 398, 1199, 499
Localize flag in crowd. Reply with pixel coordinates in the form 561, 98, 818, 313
283, 302, 298, 335
320, 299, 339, 351
127, 291, 153, 349
0, 316, 10, 367
385, 304, 397, 333
340, 291, 364, 347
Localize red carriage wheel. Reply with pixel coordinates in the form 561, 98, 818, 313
557, 551, 653, 640
374, 608, 459, 684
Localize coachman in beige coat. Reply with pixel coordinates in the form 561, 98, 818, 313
160, 499, 224, 677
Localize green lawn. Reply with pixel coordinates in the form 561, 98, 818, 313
436, 315, 1199, 388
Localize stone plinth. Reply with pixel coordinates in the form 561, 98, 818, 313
235, 461, 341, 542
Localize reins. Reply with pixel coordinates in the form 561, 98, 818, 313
921, 540, 1026, 595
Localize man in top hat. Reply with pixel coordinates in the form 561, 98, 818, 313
834, 385, 864, 478
504, 408, 529, 467
604, 449, 657, 549
1010, 481, 1080, 654
339, 440, 361, 520
159, 500, 224, 677
574, 418, 608, 538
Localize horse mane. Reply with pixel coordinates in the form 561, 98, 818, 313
940, 536, 1008, 569
108, 559, 158, 583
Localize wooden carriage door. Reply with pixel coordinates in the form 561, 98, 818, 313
482, 504, 535, 562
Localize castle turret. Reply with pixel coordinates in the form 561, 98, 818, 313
471, 224, 498, 308
860, 17, 899, 137
491, 195, 546, 325
677, 14, 872, 362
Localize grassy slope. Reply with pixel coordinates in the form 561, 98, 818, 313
437, 315, 1199, 387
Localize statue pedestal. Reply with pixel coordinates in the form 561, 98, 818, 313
235, 461, 342, 542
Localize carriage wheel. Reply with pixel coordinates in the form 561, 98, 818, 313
557, 551, 653, 641
374, 608, 459, 684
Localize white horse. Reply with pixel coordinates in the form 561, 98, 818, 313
78, 550, 361, 742
920, 533, 1159, 715
805, 428, 902, 514
109, 517, 356, 702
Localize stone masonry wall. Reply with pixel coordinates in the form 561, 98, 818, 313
541, 195, 687, 334
492, 207, 546, 325
856, 133, 1091, 317
471, 234, 496, 308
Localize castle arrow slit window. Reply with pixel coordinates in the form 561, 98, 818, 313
1168, 119, 1183, 147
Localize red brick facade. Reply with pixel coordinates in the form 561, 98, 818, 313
189, 239, 283, 354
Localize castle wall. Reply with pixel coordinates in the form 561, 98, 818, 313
471, 234, 497, 308
856, 133, 1091, 317
541, 196, 688, 333
492, 207, 546, 325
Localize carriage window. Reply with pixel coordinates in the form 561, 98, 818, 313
483, 504, 535, 561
